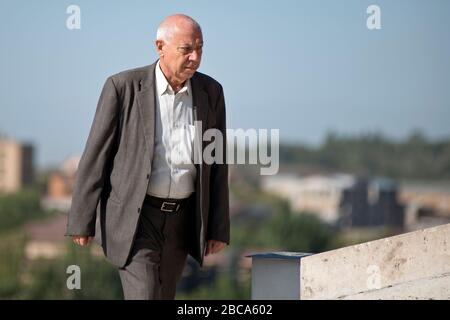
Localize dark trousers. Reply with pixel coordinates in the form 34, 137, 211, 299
118, 196, 192, 300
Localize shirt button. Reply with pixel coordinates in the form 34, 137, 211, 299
138, 207, 141, 213
146, 174, 150, 179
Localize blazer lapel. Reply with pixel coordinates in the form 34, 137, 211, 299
137, 63, 157, 160
191, 72, 209, 262
191, 72, 209, 148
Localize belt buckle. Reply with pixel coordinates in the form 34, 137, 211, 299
160, 201, 180, 213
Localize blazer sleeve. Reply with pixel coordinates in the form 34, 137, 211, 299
206, 85, 230, 244
65, 76, 120, 237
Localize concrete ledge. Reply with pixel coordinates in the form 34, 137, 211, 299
340, 273, 450, 300
300, 223, 450, 299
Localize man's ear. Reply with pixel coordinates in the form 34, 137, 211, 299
155, 40, 164, 56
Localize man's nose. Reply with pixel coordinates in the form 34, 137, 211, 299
189, 50, 201, 62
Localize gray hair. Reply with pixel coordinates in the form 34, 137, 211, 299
156, 14, 201, 43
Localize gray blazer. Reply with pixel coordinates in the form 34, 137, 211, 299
65, 61, 230, 268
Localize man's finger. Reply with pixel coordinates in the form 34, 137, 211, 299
205, 241, 212, 256
207, 242, 212, 255
213, 242, 225, 254
215, 243, 223, 253
81, 237, 91, 246
72, 236, 91, 246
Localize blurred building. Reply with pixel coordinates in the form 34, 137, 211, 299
41, 155, 80, 212
23, 212, 103, 260
338, 177, 405, 228
261, 174, 355, 223
262, 174, 405, 229
399, 181, 450, 231
24, 213, 68, 260
0, 137, 35, 193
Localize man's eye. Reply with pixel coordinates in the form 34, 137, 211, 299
178, 46, 203, 54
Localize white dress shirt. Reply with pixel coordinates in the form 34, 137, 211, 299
146, 61, 197, 199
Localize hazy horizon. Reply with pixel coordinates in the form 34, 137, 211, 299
1, 0, 449, 169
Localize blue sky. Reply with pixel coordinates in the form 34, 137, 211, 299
0, 0, 449, 168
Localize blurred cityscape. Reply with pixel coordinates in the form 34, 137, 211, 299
1, 130, 450, 299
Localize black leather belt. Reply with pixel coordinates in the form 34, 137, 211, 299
144, 194, 191, 213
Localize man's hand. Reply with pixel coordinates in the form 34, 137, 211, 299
205, 240, 226, 256
72, 236, 92, 247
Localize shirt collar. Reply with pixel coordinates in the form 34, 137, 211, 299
155, 60, 191, 96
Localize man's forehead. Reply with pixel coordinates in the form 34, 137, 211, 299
173, 33, 203, 45
170, 25, 201, 37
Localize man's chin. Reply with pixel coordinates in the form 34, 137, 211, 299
184, 69, 197, 78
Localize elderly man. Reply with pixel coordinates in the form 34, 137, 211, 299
65, 14, 229, 300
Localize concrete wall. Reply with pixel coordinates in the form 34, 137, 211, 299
300, 223, 450, 299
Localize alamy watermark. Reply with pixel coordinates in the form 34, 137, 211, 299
367, 5, 381, 30
66, 5, 81, 30
172, 121, 279, 176
66, 265, 81, 290
366, 264, 382, 290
